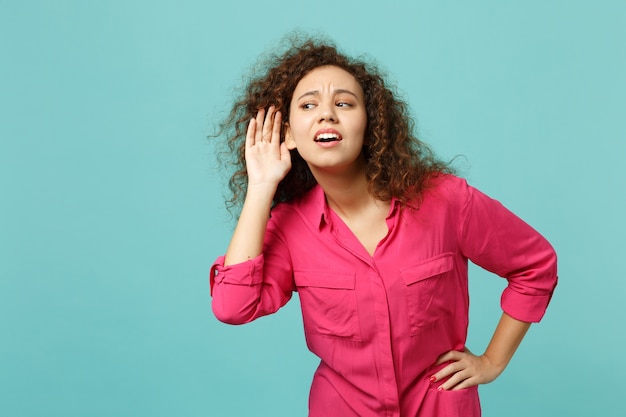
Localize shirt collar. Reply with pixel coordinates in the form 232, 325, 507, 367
297, 184, 407, 230
290, 184, 325, 230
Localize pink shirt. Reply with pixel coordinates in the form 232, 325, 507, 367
210, 175, 557, 417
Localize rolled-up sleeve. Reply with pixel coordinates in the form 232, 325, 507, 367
458, 180, 558, 322
210, 227, 295, 325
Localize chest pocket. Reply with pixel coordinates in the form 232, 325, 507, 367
401, 252, 455, 336
294, 271, 361, 341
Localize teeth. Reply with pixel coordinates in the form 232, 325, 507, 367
315, 133, 339, 141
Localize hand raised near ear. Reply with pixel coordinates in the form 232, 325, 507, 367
245, 106, 292, 187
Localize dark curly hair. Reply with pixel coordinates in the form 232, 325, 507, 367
214, 34, 451, 213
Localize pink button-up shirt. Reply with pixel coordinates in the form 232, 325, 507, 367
210, 175, 557, 417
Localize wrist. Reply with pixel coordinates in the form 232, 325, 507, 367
480, 352, 507, 376
245, 182, 278, 202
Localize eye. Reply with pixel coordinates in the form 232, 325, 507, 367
336, 101, 352, 108
301, 102, 316, 109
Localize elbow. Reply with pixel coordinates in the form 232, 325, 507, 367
213, 309, 247, 326
535, 237, 558, 287
547, 245, 558, 288
538, 245, 559, 296
211, 297, 255, 325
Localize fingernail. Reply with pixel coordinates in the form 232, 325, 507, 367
429, 376, 436, 383
437, 386, 444, 391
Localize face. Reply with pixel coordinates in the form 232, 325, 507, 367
285, 65, 367, 175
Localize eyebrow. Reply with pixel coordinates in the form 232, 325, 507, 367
297, 89, 359, 101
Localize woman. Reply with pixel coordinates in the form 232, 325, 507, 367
210, 37, 557, 416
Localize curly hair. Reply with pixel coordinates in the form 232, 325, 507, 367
214, 34, 451, 213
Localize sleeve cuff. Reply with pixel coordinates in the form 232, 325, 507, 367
500, 284, 556, 323
209, 254, 264, 296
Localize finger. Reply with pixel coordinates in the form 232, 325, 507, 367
245, 118, 256, 147
431, 360, 464, 383
445, 370, 482, 391
435, 350, 463, 365
262, 106, 275, 141
448, 377, 477, 391
271, 111, 282, 143
439, 369, 471, 391
280, 142, 292, 166
431, 350, 474, 382
255, 108, 266, 142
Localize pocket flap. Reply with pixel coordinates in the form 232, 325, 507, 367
401, 253, 454, 285
294, 271, 356, 290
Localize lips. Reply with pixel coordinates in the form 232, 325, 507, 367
314, 129, 342, 143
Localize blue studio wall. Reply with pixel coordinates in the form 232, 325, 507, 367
1, 1, 625, 416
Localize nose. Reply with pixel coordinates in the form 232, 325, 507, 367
318, 101, 337, 123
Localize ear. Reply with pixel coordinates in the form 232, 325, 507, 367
284, 122, 297, 150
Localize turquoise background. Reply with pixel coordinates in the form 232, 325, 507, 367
1, 1, 624, 416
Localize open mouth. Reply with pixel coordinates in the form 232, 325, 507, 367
314, 132, 342, 143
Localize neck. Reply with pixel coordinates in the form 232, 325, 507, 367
309, 159, 380, 217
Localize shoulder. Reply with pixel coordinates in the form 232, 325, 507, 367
410, 173, 471, 208
268, 185, 324, 230
429, 173, 470, 194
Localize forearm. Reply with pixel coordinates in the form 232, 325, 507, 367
224, 106, 292, 266
482, 312, 531, 372
224, 183, 276, 266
